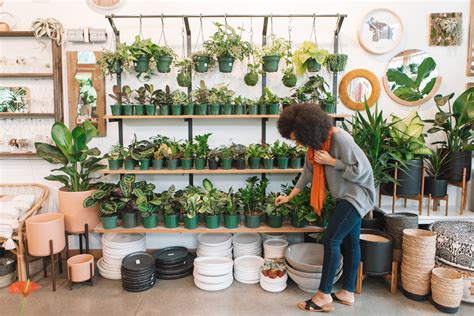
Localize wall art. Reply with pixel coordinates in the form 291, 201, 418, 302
358, 9, 403, 55
0, 87, 30, 113
430, 12, 462, 46
339, 69, 380, 111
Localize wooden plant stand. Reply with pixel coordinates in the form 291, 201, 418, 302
355, 261, 398, 295
448, 168, 468, 215
68, 262, 94, 290
65, 224, 90, 259
426, 194, 449, 216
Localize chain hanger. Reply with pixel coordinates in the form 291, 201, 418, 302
288, 15, 293, 48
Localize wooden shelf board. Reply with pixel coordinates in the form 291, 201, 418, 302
98, 168, 303, 175
94, 222, 324, 234
0, 113, 55, 118
0, 31, 35, 37
105, 114, 350, 120
0, 73, 54, 78
0, 152, 37, 157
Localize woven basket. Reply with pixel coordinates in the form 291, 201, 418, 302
431, 268, 464, 310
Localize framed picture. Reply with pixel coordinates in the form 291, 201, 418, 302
86, 0, 123, 10
358, 9, 403, 55
0, 87, 30, 113
430, 12, 462, 46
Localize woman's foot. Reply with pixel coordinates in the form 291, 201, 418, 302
332, 289, 355, 306
297, 291, 334, 312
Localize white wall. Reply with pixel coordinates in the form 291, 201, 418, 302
0, 0, 472, 249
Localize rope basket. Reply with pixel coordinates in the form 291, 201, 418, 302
431, 268, 464, 310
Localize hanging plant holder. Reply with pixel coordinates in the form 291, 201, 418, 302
134, 56, 150, 73
157, 56, 173, 73
177, 69, 191, 87
194, 55, 211, 73
244, 70, 258, 86
282, 71, 297, 87
305, 58, 322, 72
218, 55, 235, 73
262, 55, 280, 72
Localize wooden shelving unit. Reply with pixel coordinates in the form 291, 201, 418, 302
0, 152, 38, 158
0, 113, 55, 118
105, 114, 351, 120
94, 222, 324, 234
0, 73, 54, 78
99, 168, 303, 175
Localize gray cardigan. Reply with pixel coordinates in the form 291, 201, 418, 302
295, 129, 376, 218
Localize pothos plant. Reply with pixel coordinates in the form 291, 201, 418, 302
179, 186, 203, 218
238, 176, 269, 216
209, 84, 235, 105
203, 22, 252, 60
293, 41, 329, 76
97, 43, 132, 77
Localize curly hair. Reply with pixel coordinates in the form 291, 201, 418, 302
277, 104, 333, 150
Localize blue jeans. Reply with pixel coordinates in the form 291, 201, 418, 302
318, 199, 361, 294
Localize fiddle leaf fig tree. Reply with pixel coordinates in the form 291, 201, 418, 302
35, 121, 106, 192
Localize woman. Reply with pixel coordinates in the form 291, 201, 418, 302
275, 104, 375, 312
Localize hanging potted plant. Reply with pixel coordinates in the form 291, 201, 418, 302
231, 143, 247, 169
264, 193, 290, 228
171, 89, 189, 116
194, 133, 211, 170
272, 140, 291, 169
209, 84, 235, 115
152, 143, 169, 170
426, 88, 474, 181
154, 44, 176, 73
218, 145, 233, 170
424, 149, 450, 198
108, 85, 134, 116
128, 36, 157, 74
223, 188, 241, 229
191, 80, 211, 115
154, 86, 173, 116
191, 50, 216, 73
200, 179, 224, 229
247, 143, 264, 169
180, 186, 203, 229
244, 62, 260, 87
83, 183, 121, 230
97, 43, 132, 77
239, 176, 268, 228
156, 186, 180, 229
130, 135, 154, 171
35, 121, 106, 233
180, 140, 195, 170
106, 144, 123, 170
259, 35, 291, 73
259, 87, 281, 115
289, 145, 306, 169
293, 41, 329, 76
175, 57, 192, 88
282, 67, 298, 88
203, 22, 252, 73
163, 140, 183, 170
262, 144, 275, 170
134, 84, 154, 116
325, 53, 348, 74
292, 75, 331, 105
208, 148, 220, 170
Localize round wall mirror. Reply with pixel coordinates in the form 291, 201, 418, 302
382, 49, 442, 106
339, 69, 380, 111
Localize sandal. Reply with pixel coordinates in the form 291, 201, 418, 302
298, 299, 335, 312
331, 293, 353, 306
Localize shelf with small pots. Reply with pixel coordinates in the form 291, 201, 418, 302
0, 113, 55, 119
98, 168, 303, 175
104, 114, 350, 120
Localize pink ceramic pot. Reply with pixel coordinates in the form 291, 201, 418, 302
26, 213, 66, 257
58, 187, 100, 233
67, 254, 94, 282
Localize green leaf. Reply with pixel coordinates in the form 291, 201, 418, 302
203, 178, 213, 192
51, 122, 73, 156
421, 77, 436, 95
453, 87, 474, 124
83, 120, 98, 143
83, 196, 96, 208
86, 147, 101, 156
415, 57, 436, 87
393, 86, 421, 101
72, 126, 87, 152
387, 69, 415, 87
434, 93, 454, 107
34, 143, 68, 165
45, 174, 70, 187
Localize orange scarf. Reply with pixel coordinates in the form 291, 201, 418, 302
307, 131, 333, 216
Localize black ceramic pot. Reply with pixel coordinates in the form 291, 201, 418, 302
235, 159, 246, 170
208, 159, 219, 170
424, 177, 448, 198
442, 151, 472, 182
382, 159, 423, 196
359, 229, 393, 276
361, 207, 385, 230
384, 212, 418, 249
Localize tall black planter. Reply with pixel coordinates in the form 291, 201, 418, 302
382, 159, 423, 196
424, 177, 448, 198
443, 151, 472, 182
361, 207, 385, 230
360, 229, 393, 276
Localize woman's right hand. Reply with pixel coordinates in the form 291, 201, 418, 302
275, 195, 290, 206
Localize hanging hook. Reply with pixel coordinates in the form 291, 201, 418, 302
288, 15, 293, 48
310, 13, 318, 44
270, 13, 274, 37
249, 16, 254, 45
224, 13, 228, 26
139, 14, 143, 39
159, 14, 167, 45
181, 15, 186, 58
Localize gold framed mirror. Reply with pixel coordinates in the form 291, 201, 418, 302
382, 49, 442, 107
339, 69, 380, 111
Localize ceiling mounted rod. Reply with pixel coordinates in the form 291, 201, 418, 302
106, 13, 347, 19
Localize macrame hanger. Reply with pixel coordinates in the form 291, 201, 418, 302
249, 17, 255, 64
158, 14, 167, 45
181, 16, 186, 58
139, 14, 144, 39
194, 14, 205, 51
288, 15, 292, 49
270, 13, 274, 40
309, 13, 318, 45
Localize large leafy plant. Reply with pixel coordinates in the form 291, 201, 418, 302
127, 36, 157, 60
203, 22, 252, 60
264, 192, 290, 217
293, 41, 329, 76
389, 112, 431, 161
386, 57, 437, 101
292, 75, 331, 105
238, 176, 268, 216
426, 88, 474, 152
194, 133, 212, 159
35, 121, 105, 192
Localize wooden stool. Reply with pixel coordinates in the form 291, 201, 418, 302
355, 261, 398, 295
426, 194, 449, 216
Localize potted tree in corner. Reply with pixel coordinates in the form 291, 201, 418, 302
35, 121, 106, 233
239, 176, 268, 228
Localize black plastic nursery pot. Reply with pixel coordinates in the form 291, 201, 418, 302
248, 104, 258, 115
153, 159, 164, 170
245, 214, 262, 228
134, 56, 150, 73
183, 103, 195, 115
208, 159, 219, 170
134, 104, 145, 115
122, 213, 138, 228
361, 207, 385, 230
205, 215, 221, 229
221, 158, 233, 170
156, 56, 173, 73
443, 151, 472, 182
197, 103, 208, 115
143, 214, 158, 229
217, 55, 235, 73
263, 158, 274, 169
108, 159, 123, 170
290, 157, 302, 169
139, 159, 151, 170
123, 104, 133, 116
195, 158, 206, 170
381, 159, 423, 196
424, 177, 448, 198
258, 104, 267, 115
359, 229, 393, 276
183, 215, 199, 229
110, 104, 123, 116
267, 214, 283, 228
235, 159, 246, 170
145, 104, 156, 115
278, 157, 289, 169
181, 158, 193, 170
291, 213, 307, 228
304, 58, 321, 72
262, 55, 280, 72
234, 104, 245, 115
221, 104, 233, 115
101, 215, 118, 230
268, 103, 280, 115
164, 214, 179, 228
124, 159, 135, 170
171, 104, 183, 116
249, 157, 261, 169
210, 104, 220, 115
160, 105, 170, 115
224, 214, 240, 229
194, 56, 210, 73
167, 159, 179, 170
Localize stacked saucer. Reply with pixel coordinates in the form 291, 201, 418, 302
197, 233, 233, 258
234, 255, 265, 284
121, 252, 156, 292
193, 257, 234, 291
98, 233, 146, 280
232, 233, 262, 258
263, 233, 287, 241
154, 247, 194, 280
264, 239, 288, 259
260, 271, 288, 293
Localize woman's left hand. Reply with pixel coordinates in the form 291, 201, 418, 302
313, 150, 336, 166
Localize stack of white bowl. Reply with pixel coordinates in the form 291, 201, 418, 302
264, 239, 288, 259
193, 257, 234, 291
234, 255, 265, 284
285, 243, 342, 293
262, 233, 288, 241
260, 271, 288, 293
232, 233, 262, 258
196, 233, 232, 258
98, 233, 146, 280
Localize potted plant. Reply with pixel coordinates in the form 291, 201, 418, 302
272, 140, 291, 169
292, 75, 331, 106
121, 147, 135, 170
203, 22, 252, 73
290, 145, 306, 169
262, 144, 275, 169
171, 89, 189, 116
152, 143, 169, 170
244, 62, 260, 87
194, 133, 211, 170
232, 96, 248, 115
261, 259, 287, 278
258, 35, 291, 73
209, 84, 235, 115
156, 186, 180, 228
180, 140, 195, 170
180, 186, 203, 229
175, 57, 192, 88
293, 41, 329, 75
155, 44, 176, 73
191, 50, 215, 73
282, 67, 298, 88
208, 148, 220, 170
136, 189, 160, 229
83, 182, 122, 230
163, 140, 183, 170
218, 145, 233, 170
247, 98, 258, 115
106, 144, 123, 170
426, 88, 474, 181
247, 143, 264, 169
130, 136, 155, 170
223, 188, 241, 229
281, 182, 314, 227
191, 80, 211, 115
200, 179, 224, 229
231, 143, 247, 169
97, 43, 132, 77
154, 86, 173, 116
259, 87, 281, 115
325, 53, 348, 74
135, 84, 155, 115
128, 36, 157, 74
264, 193, 290, 228
280, 96, 295, 110
239, 176, 268, 228
35, 121, 105, 233
424, 149, 450, 198
108, 85, 133, 116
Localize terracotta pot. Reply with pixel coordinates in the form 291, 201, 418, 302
26, 213, 65, 257
58, 187, 100, 233
67, 254, 94, 283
